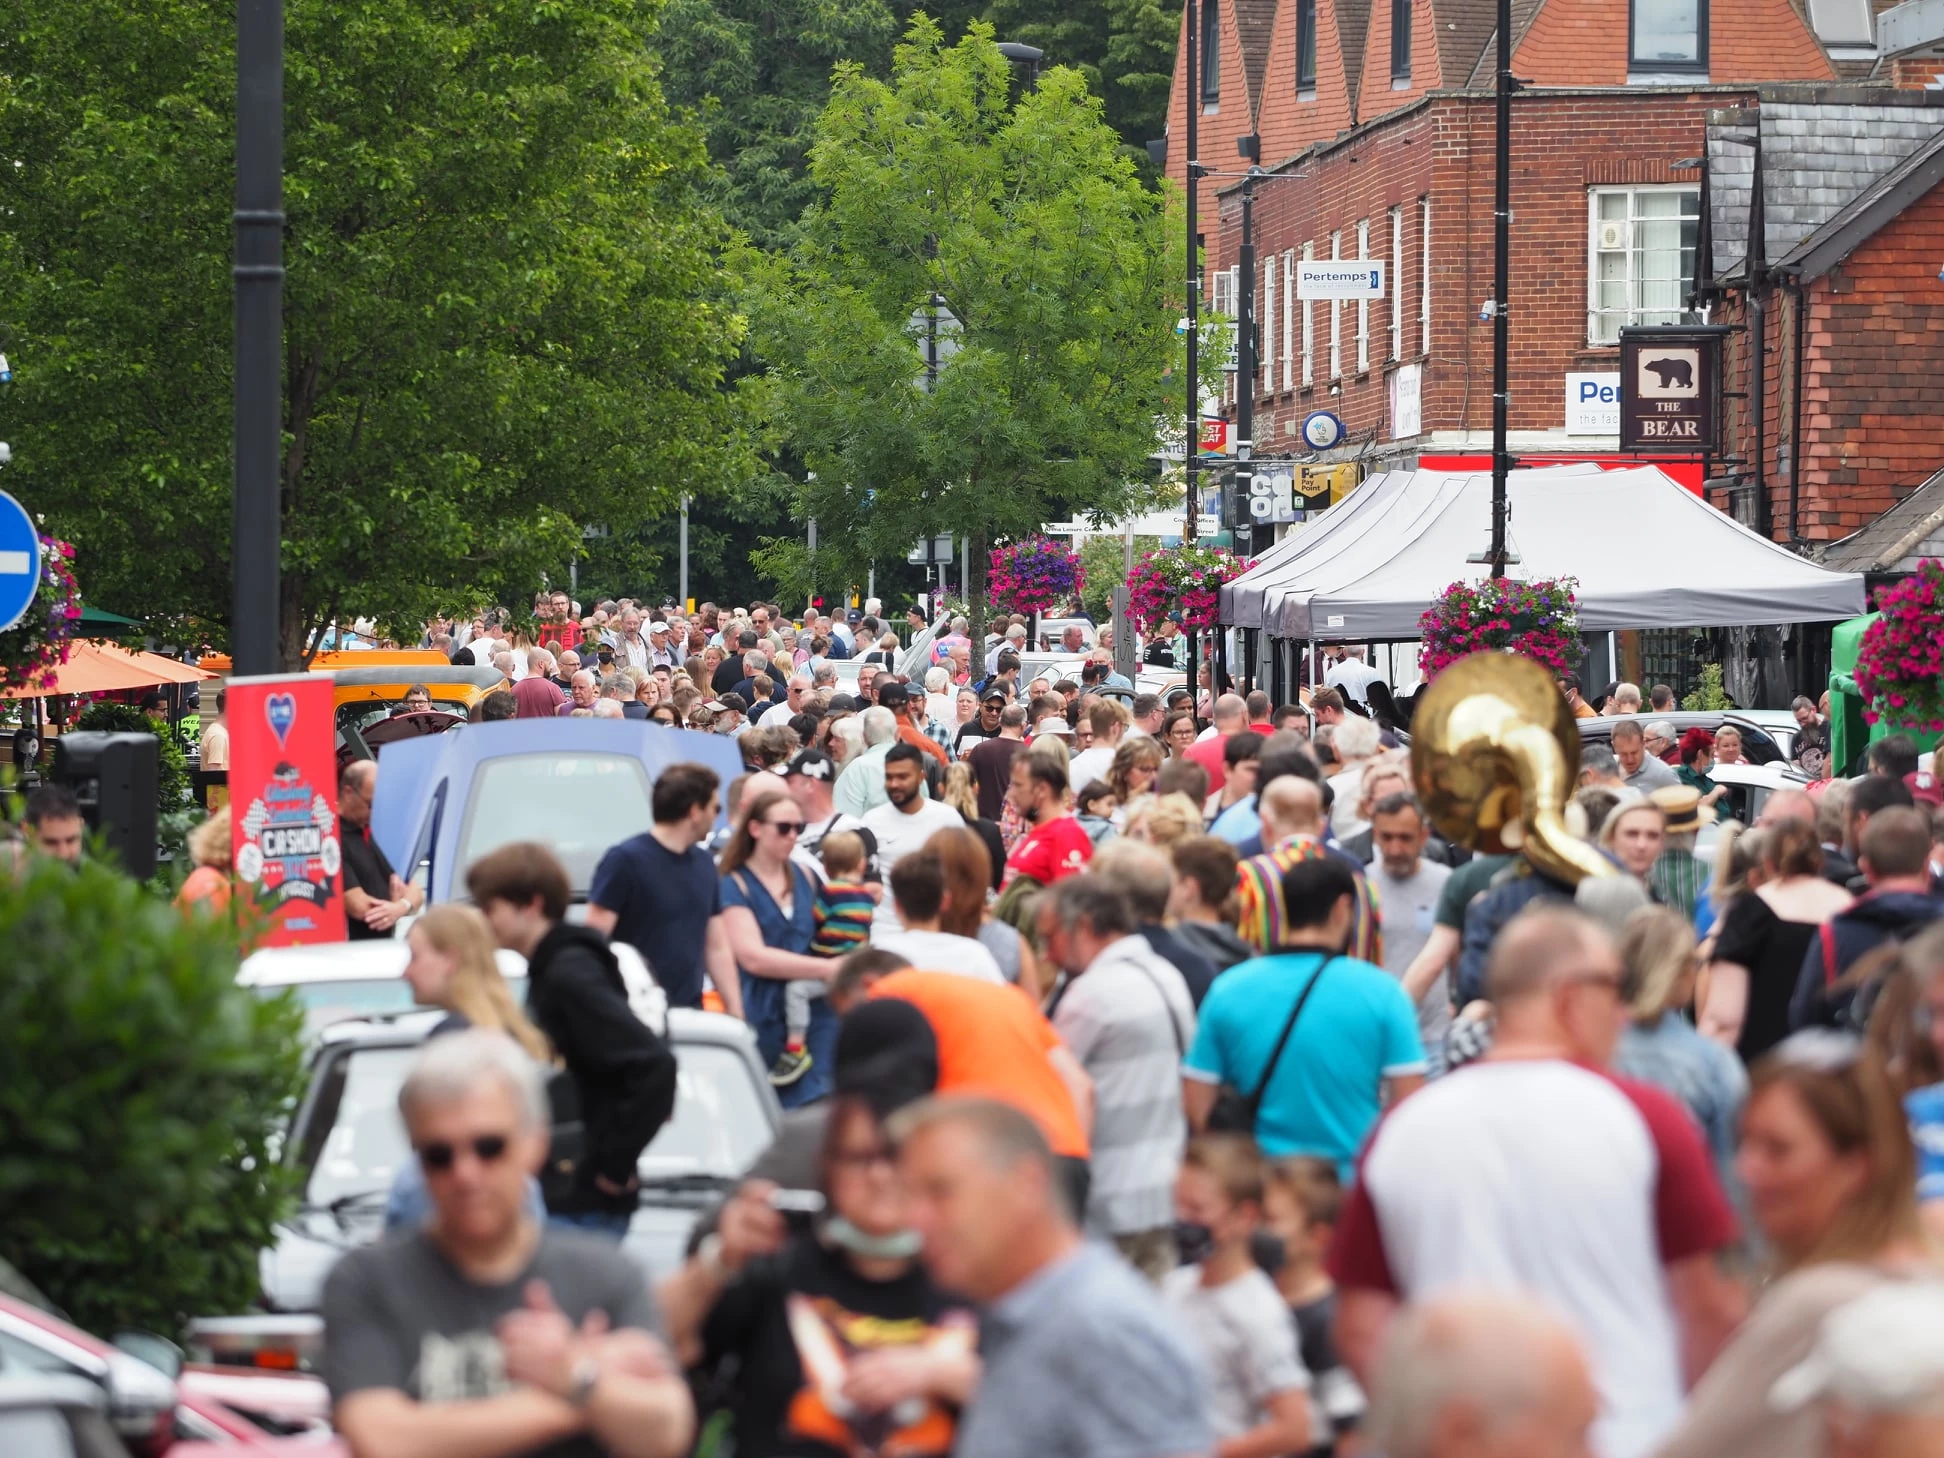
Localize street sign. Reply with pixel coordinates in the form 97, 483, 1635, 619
1618, 327, 1726, 453
1297, 260, 1386, 300
1199, 416, 1230, 453
1300, 411, 1345, 450
906, 534, 956, 565
0, 491, 42, 633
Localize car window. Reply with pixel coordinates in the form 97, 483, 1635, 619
0, 1330, 80, 1378
299, 1039, 769, 1206
336, 701, 469, 736
0, 1411, 74, 1458
456, 754, 654, 890
252, 978, 528, 1039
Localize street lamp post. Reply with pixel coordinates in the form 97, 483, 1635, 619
1182, 0, 1202, 715
1487, 0, 1513, 578
233, 0, 284, 672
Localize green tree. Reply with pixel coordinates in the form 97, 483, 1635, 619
985, 0, 1181, 165
749, 20, 1180, 625
0, 0, 748, 666
0, 858, 305, 1336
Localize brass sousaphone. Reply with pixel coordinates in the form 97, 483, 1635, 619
1409, 652, 1614, 885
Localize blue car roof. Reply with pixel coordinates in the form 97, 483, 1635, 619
369, 719, 748, 881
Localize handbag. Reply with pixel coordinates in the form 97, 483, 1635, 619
1206, 955, 1337, 1134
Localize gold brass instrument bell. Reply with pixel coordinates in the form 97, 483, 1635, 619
1408, 652, 1615, 886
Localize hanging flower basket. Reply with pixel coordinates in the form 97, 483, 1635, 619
0, 535, 84, 694
1126, 544, 1253, 633
988, 537, 1084, 617
1856, 560, 1944, 733
1418, 576, 1583, 680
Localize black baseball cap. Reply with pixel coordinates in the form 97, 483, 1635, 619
827, 693, 860, 713
876, 681, 912, 708
786, 747, 835, 781
981, 688, 1006, 705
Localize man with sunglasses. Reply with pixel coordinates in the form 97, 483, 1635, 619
324, 1031, 695, 1458
1331, 905, 1744, 1458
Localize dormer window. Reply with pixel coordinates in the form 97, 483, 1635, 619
1630, 0, 1707, 73
1202, 0, 1221, 105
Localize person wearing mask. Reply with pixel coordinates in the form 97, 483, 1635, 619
468, 843, 679, 1238
323, 1032, 694, 1458
1167, 836, 1257, 975
1260, 1158, 1366, 1458
871, 850, 1005, 981
659, 1095, 979, 1458
718, 789, 842, 1106
1652, 1031, 1940, 1458
1089, 839, 1218, 1006
1332, 907, 1744, 1458
588, 764, 740, 1017
339, 759, 425, 939
1614, 907, 1747, 1196
1612, 718, 1680, 792
1792, 808, 1943, 1032
1037, 876, 1196, 1278
1364, 792, 1455, 1076
894, 1098, 1210, 1458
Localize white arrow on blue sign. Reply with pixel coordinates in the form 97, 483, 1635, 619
0, 492, 43, 633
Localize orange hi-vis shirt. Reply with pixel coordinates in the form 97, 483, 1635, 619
870, 970, 1089, 1159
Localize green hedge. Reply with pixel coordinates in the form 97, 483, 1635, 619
0, 858, 305, 1337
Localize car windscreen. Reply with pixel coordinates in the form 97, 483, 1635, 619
299, 1040, 769, 1207
254, 978, 527, 1039
336, 701, 468, 736
456, 753, 654, 890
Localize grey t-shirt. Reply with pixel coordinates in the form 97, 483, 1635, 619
322, 1229, 659, 1458
1160, 1265, 1311, 1441
1625, 755, 1680, 791
1369, 859, 1455, 1072
957, 1242, 1211, 1458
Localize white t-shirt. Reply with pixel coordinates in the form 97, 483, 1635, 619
861, 798, 964, 930
1324, 657, 1384, 706
870, 929, 1004, 982
1067, 744, 1118, 796
1160, 1266, 1309, 1441
1332, 1060, 1737, 1458
758, 699, 798, 730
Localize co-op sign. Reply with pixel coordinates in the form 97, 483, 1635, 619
1297, 261, 1386, 300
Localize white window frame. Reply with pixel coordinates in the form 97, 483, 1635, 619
1389, 207, 1404, 362
1301, 242, 1315, 387
1282, 250, 1295, 392
1356, 219, 1371, 374
1420, 197, 1432, 357
1586, 184, 1701, 345
1262, 255, 1276, 397
1329, 232, 1342, 379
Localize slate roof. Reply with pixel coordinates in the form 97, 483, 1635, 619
1816, 468, 1944, 572
1708, 94, 1944, 279
1776, 123, 1944, 276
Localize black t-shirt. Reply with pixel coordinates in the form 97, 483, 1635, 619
1292, 1291, 1364, 1454
701, 1237, 974, 1458
713, 654, 747, 695
588, 832, 723, 1007
966, 736, 1025, 823
340, 825, 396, 941
1712, 891, 1821, 1064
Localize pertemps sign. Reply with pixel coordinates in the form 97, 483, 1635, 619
1297, 260, 1386, 301
1564, 372, 1620, 435
1618, 327, 1724, 453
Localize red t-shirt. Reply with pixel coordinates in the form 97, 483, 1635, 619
537, 621, 582, 651
1183, 733, 1230, 794
1004, 814, 1094, 886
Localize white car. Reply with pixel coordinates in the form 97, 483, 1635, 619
1694, 759, 1814, 859
238, 936, 668, 1039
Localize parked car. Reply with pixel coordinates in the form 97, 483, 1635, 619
0, 1292, 335, 1453
0, 1375, 131, 1458
255, 1007, 779, 1316
365, 718, 747, 906
236, 933, 666, 1041
1575, 710, 1800, 767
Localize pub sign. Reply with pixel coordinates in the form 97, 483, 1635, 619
1618, 326, 1727, 454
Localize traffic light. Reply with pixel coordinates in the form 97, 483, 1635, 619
811, 594, 825, 610
52, 731, 158, 880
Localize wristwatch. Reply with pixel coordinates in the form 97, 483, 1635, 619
568, 1355, 602, 1409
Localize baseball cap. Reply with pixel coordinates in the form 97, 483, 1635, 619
785, 747, 836, 782
827, 693, 860, 713
1771, 1282, 1944, 1414
981, 689, 1007, 705
876, 681, 911, 708
1036, 717, 1073, 738
717, 692, 747, 714
1905, 769, 1943, 808
702, 699, 730, 712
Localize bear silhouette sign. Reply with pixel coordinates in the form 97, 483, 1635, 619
1619, 329, 1717, 452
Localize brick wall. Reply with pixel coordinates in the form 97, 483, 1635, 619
1165, 0, 1265, 279
1511, 0, 1834, 85
1221, 89, 1748, 459
1357, 0, 1443, 122
1257, 0, 1362, 171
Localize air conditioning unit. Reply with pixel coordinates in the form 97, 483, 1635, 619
1597, 220, 1627, 252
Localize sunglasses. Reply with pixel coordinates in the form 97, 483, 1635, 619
764, 819, 807, 836
417, 1133, 510, 1172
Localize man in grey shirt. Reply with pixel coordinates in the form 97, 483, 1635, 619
323, 1032, 693, 1458
1612, 718, 1679, 791
895, 1096, 1211, 1458
1364, 792, 1455, 1076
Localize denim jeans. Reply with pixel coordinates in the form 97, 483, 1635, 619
548, 1208, 634, 1241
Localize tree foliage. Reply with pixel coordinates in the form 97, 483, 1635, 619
985, 0, 1181, 166
0, 858, 305, 1336
750, 20, 1180, 618
0, 0, 749, 665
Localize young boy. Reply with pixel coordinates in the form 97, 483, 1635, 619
1262, 1157, 1366, 1458
771, 830, 876, 1087
1162, 1135, 1314, 1458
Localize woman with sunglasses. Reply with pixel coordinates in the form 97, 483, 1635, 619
1652, 1030, 1938, 1458
719, 789, 840, 1107
661, 1091, 978, 1458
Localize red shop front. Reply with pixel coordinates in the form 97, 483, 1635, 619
1417, 454, 1706, 496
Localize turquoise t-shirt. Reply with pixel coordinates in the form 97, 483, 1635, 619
1184, 949, 1427, 1181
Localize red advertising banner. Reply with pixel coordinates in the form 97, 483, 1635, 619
227, 673, 347, 946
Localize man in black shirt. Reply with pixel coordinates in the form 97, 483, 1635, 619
712, 631, 759, 696
339, 758, 423, 939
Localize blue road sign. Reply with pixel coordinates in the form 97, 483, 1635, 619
0, 492, 43, 633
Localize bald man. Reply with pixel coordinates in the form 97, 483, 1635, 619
1234, 776, 1382, 963
1364, 1295, 1599, 1458
1331, 906, 1743, 1458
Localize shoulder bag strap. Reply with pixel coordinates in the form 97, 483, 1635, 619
1245, 955, 1338, 1125
1119, 950, 1187, 1057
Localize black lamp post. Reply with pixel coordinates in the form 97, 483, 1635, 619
233, 0, 284, 672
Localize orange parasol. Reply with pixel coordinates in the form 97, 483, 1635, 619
0, 640, 215, 699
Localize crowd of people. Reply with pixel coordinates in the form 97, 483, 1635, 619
300, 598, 1944, 1458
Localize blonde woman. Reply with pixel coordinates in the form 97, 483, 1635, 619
388, 905, 552, 1230
1122, 791, 1206, 850
175, 812, 237, 916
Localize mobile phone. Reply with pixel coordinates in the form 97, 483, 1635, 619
768, 1188, 826, 1230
